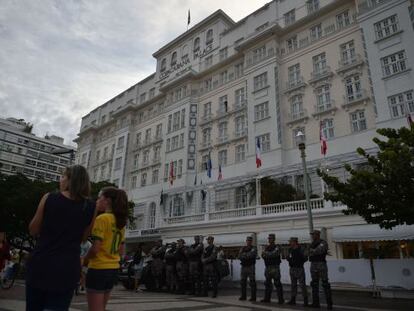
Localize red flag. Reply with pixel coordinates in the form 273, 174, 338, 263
255, 138, 262, 168
320, 122, 327, 156
169, 161, 174, 185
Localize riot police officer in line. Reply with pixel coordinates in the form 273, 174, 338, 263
261, 233, 284, 304
174, 239, 189, 294
150, 239, 166, 291
238, 236, 257, 302
201, 236, 218, 298
164, 242, 177, 293
187, 235, 204, 295
309, 230, 333, 309
287, 237, 308, 306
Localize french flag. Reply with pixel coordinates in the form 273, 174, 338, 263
256, 138, 262, 168
320, 122, 327, 156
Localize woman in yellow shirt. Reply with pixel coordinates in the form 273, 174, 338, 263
83, 187, 128, 311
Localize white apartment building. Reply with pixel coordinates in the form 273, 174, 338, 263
75, 0, 414, 260
0, 117, 75, 181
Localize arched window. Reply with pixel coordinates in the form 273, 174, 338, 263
206, 29, 213, 44
148, 202, 156, 228
160, 58, 167, 72
193, 37, 200, 51
171, 51, 177, 66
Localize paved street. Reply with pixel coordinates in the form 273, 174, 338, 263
0, 281, 413, 311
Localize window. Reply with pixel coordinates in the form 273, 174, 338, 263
167, 115, 172, 133
103, 147, 108, 159
345, 75, 362, 102
202, 128, 211, 145
149, 88, 155, 99
235, 88, 245, 107
141, 173, 147, 187
307, 0, 319, 14
181, 109, 185, 128
257, 133, 270, 152
172, 111, 180, 131
310, 24, 322, 41
336, 10, 350, 28
219, 95, 228, 113
388, 91, 414, 118
133, 153, 139, 169
205, 55, 213, 68
254, 102, 269, 121
135, 132, 141, 146
291, 95, 304, 118
143, 150, 149, 165
206, 29, 213, 44
140, 93, 146, 103
194, 37, 200, 52
253, 45, 266, 62
288, 64, 301, 85
177, 159, 183, 177
374, 15, 399, 40
145, 129, 151, 144
381, 51, 407, 77
114, 157, 122, 170
204, 78, 212, 91
148, 203, 156, 228
131, 176, 137, 188
321, 119, 335, 139
174, 88, 182, 101
95, 150, 101, 162
351, 110, 367, 133
235, 187, 247, 208
171, 51, 177, 66
154, 146, 161, 161
179, 133, 184, 148
218, 150, 227, 166
219, 70, 228, 84
235, 116, 246, 135
156, 124, 162, 139
293, 127, 306, 146
152, 170, 159, 184
219, 47, 228, 60
340, 41, 356, 65
253, 72, 268, 91
101, 115, 106, 124
218, 122, 228, 140
316, 85, 331, 111
171, 196, 184, 217
235, 62, 244, 77
117, 136, 125, 149
164, 163, 169, 181
284, 9, 295, 26
203, 102, 211, 118
171, 136, 179, 150
286, 35, 298, 52
313, 53, 327, 74
166, 138, 171, 152
235, 144, 246, 163
160, 58, 166, 72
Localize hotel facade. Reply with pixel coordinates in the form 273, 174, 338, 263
75, 0, 414, 260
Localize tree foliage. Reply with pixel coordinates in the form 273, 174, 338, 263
318, 126, 414, 229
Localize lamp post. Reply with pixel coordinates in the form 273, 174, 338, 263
296, 131, 314, 233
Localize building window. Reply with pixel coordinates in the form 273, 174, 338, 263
145, 129, 151, 144
291, 95, 304, 119
133, 153, 139, 169
152, 170, 159, 184
374, 15, 399, 40
141, 173, 147, 187
114, 157, 122, 170
171, 136, 179, 150
219, 70, 228, 84
140, 93, 146, 103
171, 51, 177, 66
172, 111, 180, 131
156, 124, 162, 139
164, 163, 169, 181
313, 52, 327, 74
219, 95, 228, 113
149, 88, 155, 99
254, 102, 269, 121
235, 187, 247, 208
219, 47, 228, 60
218, 122, 228, 140
388, 90, 414, 118
288, 63, 301, 85
381, 51, 407, 77
161, 58, 166, 72
148, 203, 156, 228
310, 24, 322, 41
340, 41, 356, 65
253, 45, 266, 62
203, 102, 211, 118
235, 62, 244, 77
177, 159, 183, 177
202, 128, 211, 145
154, 146, 161, 162
179, 133, 184, 148
257, 133, 271, 152
131, 176, 137, 188
205, 55, 213, 67
316, 85, 331, 112
293, 127, 306, 146
351, 110, 367, 133
321, 119, 335, 139
307, 0, 319, 14
218, 150, 227, 166
194, 37, 200, 52
284, 9, 295, 26
206, 29, 213, 44
167, 115, 172, 133
253, 72, 268, 91
166, 138, 170, 152
235, 88, 245, 107
286, 35, 298, 52
235, 116, 246, 135
171, 196, 184, 217
345, 75, 362, 102
143, 150, 150, 165
117, 136, 125, 149
336, 10, 350, 28
235, 144, 246, 163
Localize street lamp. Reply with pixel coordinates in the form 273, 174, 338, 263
295, 131, 314, 233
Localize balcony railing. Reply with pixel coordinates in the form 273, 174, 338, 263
216, 109, 229, 117
285, 76, 306, 93
309, 66, 333, 83
262, 198, 325, 215
209, 207, 257, 221
216, 136, 229, 144
358, 0, 389, 14
234, 99, 247, 111
164, 214, 205, 225
313, 100, 336, 117
342, 89, 369, 110
337, 54, 364, 73
287, 109, 308, 124
234, 128, 248, 139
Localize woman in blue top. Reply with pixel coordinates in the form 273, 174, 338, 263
26, 165, 96, 311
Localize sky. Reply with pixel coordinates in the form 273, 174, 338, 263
0, 0, 269, 146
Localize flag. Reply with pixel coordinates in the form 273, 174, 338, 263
169, 160, 174, 185
160, 189, 164, 205
187, 9, 191, 26
320, 121, 327, 156
407, 113, 413, 126
200, 179, 206, 200
255, 138, 262, 168
207, 153, 212, 178
194, 174, 197, 185
218, 165, 223, 180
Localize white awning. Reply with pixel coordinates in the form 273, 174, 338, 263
332, 224, 414, 242
258, 229, 312, 245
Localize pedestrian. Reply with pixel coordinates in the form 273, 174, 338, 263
164, 242, 177, 293
150, 239, 166, 291
238, 236, 257, 302
132, 244, 144, 292
260, 233, 284, 304
287, 237, 308, 306
83, 187, 129, 311
26, 165, 96, 311
187, 235, 204, 295
309, 230, 333, 309
174, 239, 189, 294
201, 236, 218, 298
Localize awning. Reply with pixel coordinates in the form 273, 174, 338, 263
332, 224, 414, 242
258, 229, 312, 245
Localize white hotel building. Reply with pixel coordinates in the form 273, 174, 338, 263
75, 0, 414, 260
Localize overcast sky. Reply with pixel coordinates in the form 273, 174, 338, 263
0, 0, 268, 146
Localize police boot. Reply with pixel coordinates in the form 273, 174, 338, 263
309, 285, 320, 308
239, 282, 247, 300
288, 296, 296, 305
249, 283, 257, 302
323, 283, 333, 310
277, 286, 284, 304
303, 296, 309, 307
212, 283, 218, 298
260, 289, 271, 303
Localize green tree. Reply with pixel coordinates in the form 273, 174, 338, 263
318, 126, 414, 229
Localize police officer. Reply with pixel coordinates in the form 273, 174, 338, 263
260, 233, 284, 304
174, 239, 189, 294
201, 236, 218, 298
187, 235, 204, 295
238, 236, 257, 302
164, 242, 177, 293
150, 239, 166, 291
287, 237, 308, 306
309, 230, 333, 309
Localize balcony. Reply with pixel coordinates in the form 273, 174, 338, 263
199, 140, 212, 151
342, 89, 370, 110
287, 109, 308, 125
234, 99, 247, 111
152, 157, 161, 165
309, 66, 333, 84
337, 54, 364, 74
216, 109, 229, 118
200, 114, 212, 125
312, 100, 337, 118
216, 136, 229, 146
233, 128, 248, 139
284, 76, 306, 93
358, 0, 388, 14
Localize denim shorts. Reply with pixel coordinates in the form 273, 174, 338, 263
86, 268, 118, 293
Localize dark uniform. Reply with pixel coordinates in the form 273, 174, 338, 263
150, 240, 166, 291
201, 236, 218, 298
238, 236, 257, 302
261, 234, 284, 304
309, 230, 333, 309
287, 237, 308, 306
174, 239, 189, 294
187, 236, 204, 295
164, 243, 177, 293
